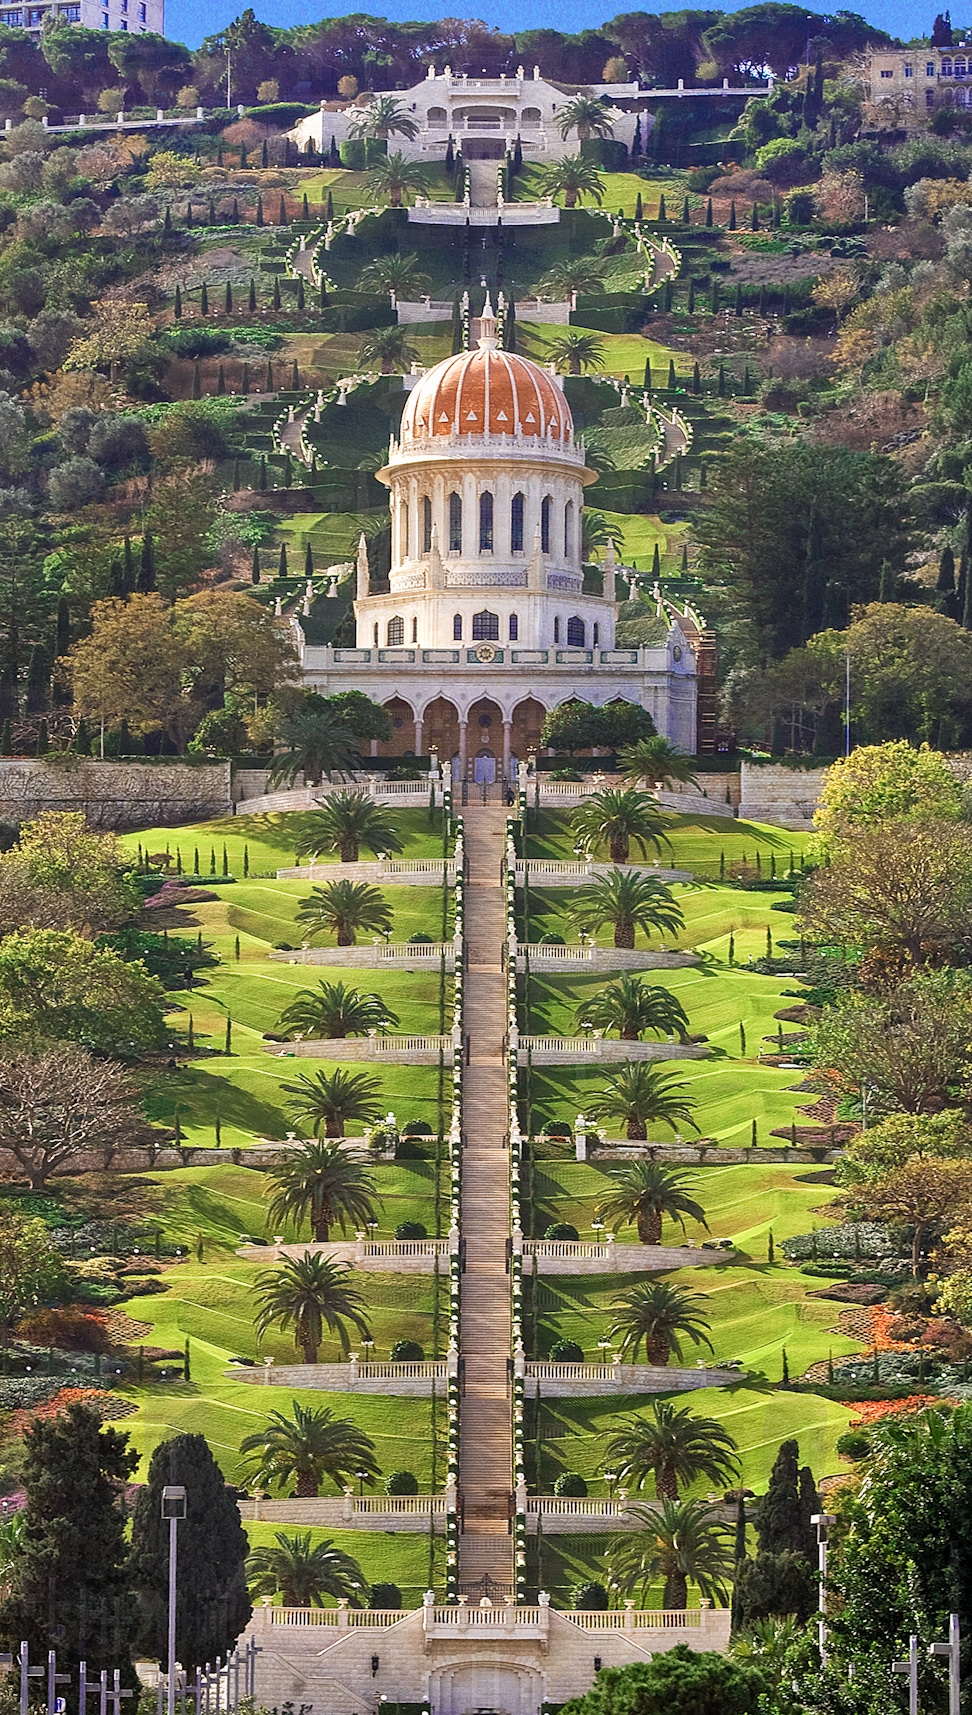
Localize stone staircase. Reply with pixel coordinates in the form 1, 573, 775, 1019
459, 806, 514, 1592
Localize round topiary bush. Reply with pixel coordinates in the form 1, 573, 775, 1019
401, 1120, 434, 1136
836, 1430, 872, 1462
390, 1339, 425, 1361
395, 1220, 428, 1239
408, 933, 435, 944
545, 1222, 579, 1240
542, 1122, 572, 1138
550, 1339, 584, 1362
539, 933, 566, 944
369, 1582, 402, 1609
553, 1471, 588, 1497
384, 1470, 419, 1495
574, 1580, 609, 1610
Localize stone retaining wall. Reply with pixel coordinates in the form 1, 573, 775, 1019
0, 759, 231, 830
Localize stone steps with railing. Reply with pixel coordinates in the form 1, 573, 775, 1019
239, 1491, 451, 1530
277, 858, 456, 884
521, 1235, 734, 1273
269, 940, 458, 968
264, 1032, 455, 1063
522, 1357, 741, 1395
514, 1033, 710, 1063
237, 1234, 455, 1272
226, 1354, 454, 1395
514, 860, 691, 886
515, 942, 699, 971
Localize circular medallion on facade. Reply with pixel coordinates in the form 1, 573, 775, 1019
672, 645, 682, 662
475, 644, 497, 663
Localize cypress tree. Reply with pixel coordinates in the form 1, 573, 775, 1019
278, 543, 288, 579
200, 281, 209, 315
164, 204, 172, 233
631, 114, 642, 157
216, 144, 223, 167
752, 203, 760, 231
687, 278, 695, 313
705, 196, 713, 226
259, 455, 267, 490
938, 543, 956, 599
692, 360, 701, 393
658, 192, 666, 220
291, 357, 299, 388
232, 198, 239, 222
216, 364, 225, 395
743, 363, 751, 392
73, 716, 91, 755
255, 194, 264, 226
34, 718, 48, 755
240, 145, 247, 168
757, 1440, 806, 1555
667, 358, 676, 389
278, 193, 287, 225
729, 200, 736, 230
681, 195, 689, 223
302, 191, 309, 220
232, 458, 241, 490
273, 274, 281, 310
643, 357, 651, 393
717, 361, 726, 396
734, 283, 742, 317
138, 530, 156, 592
129, 1434, 251, 1673
123, 534, 135, 594
651, 542, 660, 577
192, 360, 202, 399
208, 198, 216, 226
225, 279, 232, 313
185, 200, 192, 226
248, 276, 257, 311
251, 545, 261, 584
304, 541, 314, 578
265, 357, 274, 391
635, 190, 643, 220
243, 844, 249, 877
664, 278, 673, 311
319, 277, 329, 308
225, 1015, 232, 1054
241, 360, 250, 394
758, 282, 766, 316
734, 1494, 747, 1563
284, 450, 293, 488
963, 555, 972, 630
326, 189, 334, 221
782, 285, 790, 316
174, 283, 182, 319
261, 139, 268, 168
709, 278, 719, 314
297, 275, 305, 309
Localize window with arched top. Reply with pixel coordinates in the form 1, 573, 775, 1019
387, 616, 405, 646
449, 492, 462, 554
564, 499, 574, 559
541, 495, 551, 554
428, 105, 447, 122
479, 491, 494, 552
566, 616, 585, 647
511, 491, 525, 554
453, 613, 463, 641
472, 610, 499, 641
509, 613, 519, 641
422, 495, 432, 554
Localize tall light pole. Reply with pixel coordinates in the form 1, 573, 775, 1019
893, 1634, 919, 1715
930, 1612, 961, 1715
161, 1484, 187, 1715
810, 1513, 835, 1664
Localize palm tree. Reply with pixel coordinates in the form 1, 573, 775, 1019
587, 1062, 698, 1141
604, 1401, 739, 1500
619, 737, 701, 793
277, 981, 398, 1041
535, 155, 604, 209
349, 95, 420, 142
359, 251, 432, 299
731, 1617, 802, 1691
581, 509, 615, 560
240, 1402, 379, 1496
295, 793, 405, 864
295, 880, 393, 947
575, 975, 690, 1042
597, 1159, 707, 1244
555, 94, 616, 141
366, 152, 433, 209
567, 870, 684, 950
536, 258, 605, 300
268, 707, 359, 789
610, 1497, 734, 1609
609, 1278, 713, 1365
255, 1251, 371, 1362
247, 1531, 368, 1606
571, 788, 672, 864
265, 1138, 382, 1241
282, 1068, 385, 1140
358, 323, 421, 373
546, 331, 606, 376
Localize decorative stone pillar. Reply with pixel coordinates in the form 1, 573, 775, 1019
414, 713, 425, 754
502, 718, 512, 781
458, 716, 468, 777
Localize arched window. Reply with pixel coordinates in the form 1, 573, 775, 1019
411, 616, 418, 643
541, 495, 551, 554
449, 492, 462, 553
509, 613, 519, 641
422, 495, 432, 554
511, 491, 525, 554
387, 615, 405, 646
453, 613, 463, 641
567, 616, 585, 647
553, 616, 561, 643
479, 490, 494, 552
472, 610, 499, 641
564, 500, 574, 559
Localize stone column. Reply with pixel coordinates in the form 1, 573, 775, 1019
414, 713, 425, 754
502, 718, 512, 781
458, 716, 468, 777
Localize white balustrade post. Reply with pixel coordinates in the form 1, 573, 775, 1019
624, 1601, 635, 1633
342, 1490, 353, 1522
354, 1231, 365, 1264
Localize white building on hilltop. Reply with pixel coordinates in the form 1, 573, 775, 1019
291, 66, 642, 163
295, 306, 701, 783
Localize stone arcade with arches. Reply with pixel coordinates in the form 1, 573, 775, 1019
294, 305, 701, 782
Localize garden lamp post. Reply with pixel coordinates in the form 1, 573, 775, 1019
811, 1513, 835, 1664
930, 1613, 961, 1715
161, 1484, 187, 1715
893, 1635, 919, 1715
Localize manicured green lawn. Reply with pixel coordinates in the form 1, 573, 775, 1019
522, 808, 810, 877
120, 807, 449, 876
525, 1058, 812, 1150
242, 1520, 445, 1603
521, 321, 682, 381
294, 164, 456, 211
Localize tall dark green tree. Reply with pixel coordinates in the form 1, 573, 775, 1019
129, 1433, 251, 1674
0, 1402, 139, 1694
24, 643, 48, 714
138, 531, 156, 593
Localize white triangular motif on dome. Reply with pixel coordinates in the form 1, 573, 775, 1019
438, 412, 449, 423
524, 412, 536, 423
550, 420, 558, 429
465, 410, 477, 421
496, 410, 508, 421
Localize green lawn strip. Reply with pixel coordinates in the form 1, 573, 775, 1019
597, 511, 683, 568
184, 876, 451, 949
242, 1521, 445, 1603
129, 1161, 444, 1251
522, 809, 810, 873
521, 881, 797, 967
526, 1060, 810, 1149
529, 1161, 839, 1251
531, 1386, 854, 1500
172, 960, 446, 1041
119, 807, 448, 875
294, 164, 456, 209
520, 322, 679, 381
144, 1056, 443, 1148
531, 1263, 861, 1379
525, 960, 804, 1055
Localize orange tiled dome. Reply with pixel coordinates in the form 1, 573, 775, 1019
401, 344, 573, 447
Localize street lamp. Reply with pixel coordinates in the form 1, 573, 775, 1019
604, 1470, 618, 1501
930, 1613, 961, 1715
356, 1468, 370, 1497
892, 1635, 919, 1715
161, 1485, 187, 1715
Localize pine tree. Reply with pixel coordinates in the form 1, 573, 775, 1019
129, 1434, 251, 1672
8, 1403, 139, 1690
138, 531, 156, 593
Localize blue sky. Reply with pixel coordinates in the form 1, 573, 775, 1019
167, 0, 921, 55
